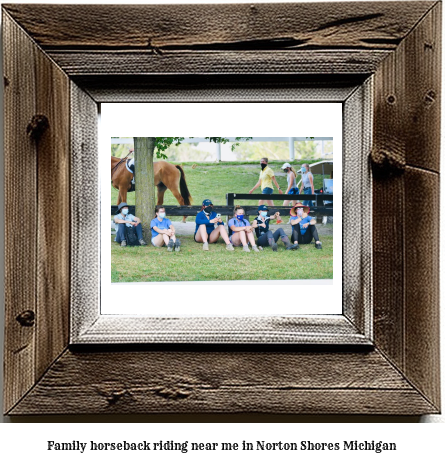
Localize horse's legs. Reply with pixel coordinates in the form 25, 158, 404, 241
118, 186, 127, 205
156, 183, 168, 205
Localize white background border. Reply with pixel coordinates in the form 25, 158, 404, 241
101, 102, 342, 316
0, 0, 443, 432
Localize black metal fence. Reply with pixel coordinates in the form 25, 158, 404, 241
111, 193, 333, 217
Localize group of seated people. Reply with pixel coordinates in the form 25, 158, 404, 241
114, 199, 322, 252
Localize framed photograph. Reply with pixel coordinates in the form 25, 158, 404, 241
101, 103, 344, 339
3, 2, 440, 415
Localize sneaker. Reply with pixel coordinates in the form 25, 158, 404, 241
120, 240, 127, 247
251, 245, 260, 252
315, 242, 323, 249
203, 242, 209, 251
286, 243, 300, 250
271, 241, 278, 252
167, 239, 174, 252
139, 239, 147, 246
243, 245, 250, 253
258, 246, 263, 251
174, 239, 181, 252
226, 243, 234, 251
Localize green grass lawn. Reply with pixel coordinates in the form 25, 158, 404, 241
111, 234, 333, 282
111, 160, 328, 220
111, 160, 333, 282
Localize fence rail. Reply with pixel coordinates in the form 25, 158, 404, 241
227, 193, 332, 208
111, 194, 333, 217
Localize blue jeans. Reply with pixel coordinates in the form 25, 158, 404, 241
302, 187, 313, 207
262, 187, 273, 195
115, 223, 143, 243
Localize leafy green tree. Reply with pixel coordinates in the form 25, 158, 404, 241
161, 143, 215, 162
134, 137, 251, 242
323, 140, 333, 156
295, 140, 319, 159
234, 141, 289, 160
111, 143, 132, 158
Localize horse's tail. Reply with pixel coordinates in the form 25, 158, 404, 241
176, 165, 193, 206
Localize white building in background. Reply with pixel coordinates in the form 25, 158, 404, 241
111, 137, 334, 162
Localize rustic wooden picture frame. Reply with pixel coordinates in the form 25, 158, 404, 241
72, 85, 370, 346
2, 2, 440, 415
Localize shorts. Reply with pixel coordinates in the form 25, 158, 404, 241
288, 187, 299, 195
151, 237, 161, 247
229, 234, 249, 246
262, 187, 273, 195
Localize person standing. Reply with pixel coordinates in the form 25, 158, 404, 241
281, 162, 299, 207
194, 199, 234, 251
114, 202, 147, 247
296, 163, 315, 207
248, 157, 283, 206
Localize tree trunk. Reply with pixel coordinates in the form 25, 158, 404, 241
134, 137, 156, 243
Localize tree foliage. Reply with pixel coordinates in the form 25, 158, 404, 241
234, 141, 290, 161
154, 137, 252, 158
295, 140, 320, 159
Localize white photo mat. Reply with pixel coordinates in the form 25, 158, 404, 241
100, 103, 342, 317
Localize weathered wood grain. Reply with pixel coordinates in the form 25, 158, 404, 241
47, 50, 391, 76
342, 80, 372, 336
404, 167, 440, 409
74, 75, 364, 103
372, 24, 408, 372
74, 316, 369, 346
70, 83, 99, 340
34, 39, 71, 381
371, 2, 441, 173
372, 173, 406, 368
9, 349, 437, 415
3, 12, 37, 414
404, 2, 441, 172
371, 3, 441, 411
3, 2, 435, 50
3, 2, 441, 417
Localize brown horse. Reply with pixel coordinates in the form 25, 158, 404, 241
111, 156, 193, 220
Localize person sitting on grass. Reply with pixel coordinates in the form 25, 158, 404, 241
194, 199, 234, 251
150, 206, 181, 252
289, 203, 322, 249
114, 202, 147, 247
228, 206, 260, 253
251, 205, 298, 252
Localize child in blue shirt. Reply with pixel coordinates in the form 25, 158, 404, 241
289, 203, 322, 249
194, 199, 234, 252
150, 206, 181, 252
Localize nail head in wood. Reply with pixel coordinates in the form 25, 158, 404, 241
425, 90, 436, 105
370, 149, 406, 177
26, 114, 49, 140
16, 310, 35, 327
